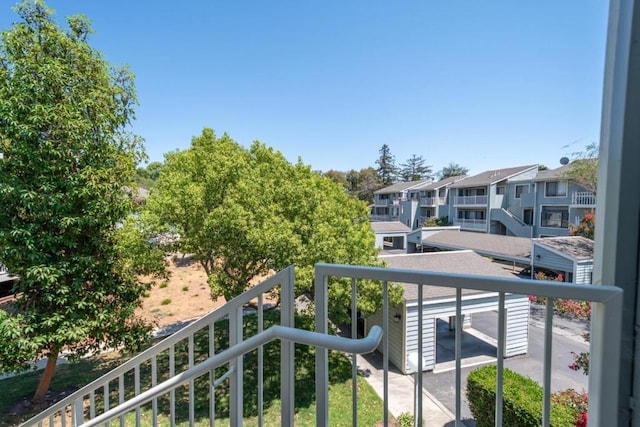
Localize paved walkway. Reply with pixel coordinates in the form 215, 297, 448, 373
355, 350, 456, 426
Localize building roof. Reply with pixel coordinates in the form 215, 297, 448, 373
534, 164, 572, 181
411, 175, 466, 191
374, 179, 431, 195
370, 221, 412, 234
532, 236, 593, 261
450, 165, 538, 188
421, 230, 531, 261
379, 250, 516, 302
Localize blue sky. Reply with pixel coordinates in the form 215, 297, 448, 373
1, 1, 609, 176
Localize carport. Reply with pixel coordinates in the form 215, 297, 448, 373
371, 221, 411, 251
532, 236, 594, 284
368, 250, 529, 374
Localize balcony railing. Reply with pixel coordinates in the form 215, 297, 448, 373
571, 191, 597, 206
419, 197, 446, 206
454, 218, 487, 230
24, 264, 622, 427
455, 195, 488, 205
370, 214, 400, 222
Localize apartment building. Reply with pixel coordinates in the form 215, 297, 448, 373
370, 163, 595, 238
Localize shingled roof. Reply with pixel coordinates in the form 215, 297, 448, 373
450, 165, 538, 188
373, 179, 431, 194
421, 230, 531, 261
370, 221, 412, 233
379, 250, 516, 302
532, 236, 593, 261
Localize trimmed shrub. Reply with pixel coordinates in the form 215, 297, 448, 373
466, 365, 578, 427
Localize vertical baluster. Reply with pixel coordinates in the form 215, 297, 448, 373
170, 345, 176, 426
152, 356, 158, 426
189, 334, 195, 427
90, 390, 96, 419
542, 298, 554, 427
417, 283, 423, 427
496, 293, 505, 426
455, 288, 462, 427
258, 294, 264, 427
351, 278, 358, 427
210, 321, 216, 427
383, 280, 389, 427
281, 268, 295, 426
229, 305, 244, 426
103, 382, 109, 427
315, 270, 329, 427
118, 374, 124, 427
134, 365, 141, 426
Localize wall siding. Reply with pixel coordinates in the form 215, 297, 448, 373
575, 262, 594, 284
532, 245, 574, 272
399, 294, 529, 373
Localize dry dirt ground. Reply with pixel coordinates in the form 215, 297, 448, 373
136, 256, 228, 329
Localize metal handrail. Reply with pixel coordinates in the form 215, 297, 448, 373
79, 325, 383, 427
21, 265, 296, 426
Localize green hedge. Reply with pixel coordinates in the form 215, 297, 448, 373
466, 365, 578, 427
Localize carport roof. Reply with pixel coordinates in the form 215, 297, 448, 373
421, 230, 531, 262
370, 221, 412, 233
532, 236, 593, 261
379, 250, 516, 302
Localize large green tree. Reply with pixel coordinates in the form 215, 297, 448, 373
400, 154, 432, 182
438, 162, 469, 180
148, 129, 400, 322
375, 144, 397, 186
0, 1, 154, 400
564, 143, 599, 194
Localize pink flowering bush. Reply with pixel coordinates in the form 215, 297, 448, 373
552, 389, 588, 427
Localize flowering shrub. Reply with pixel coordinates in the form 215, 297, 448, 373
552, 389, 588, 427
529, 272, 591, 321
568, 213, 595, 240
569, 346, 590, 375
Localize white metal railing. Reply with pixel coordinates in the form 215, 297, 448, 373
314, 263, 623, 427
22, 266, 298, 427
571, 191, 597, 206
420, 197, 436, 206
24, 264, 623, 427
455, 195, 488, 205
370, 214, 399, 222
76, 326, 383, 427
419, 197, 446, 206
454, 218, 487, 229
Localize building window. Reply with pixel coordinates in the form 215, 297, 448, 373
523, 209, 534, 225
515, 184, 529, 198
545, 181, 567, 197
541, 207, 569, 228
496, 186, 506, 195
458, 210, 485, 220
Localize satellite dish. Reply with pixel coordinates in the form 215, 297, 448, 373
560, 157, 570, 165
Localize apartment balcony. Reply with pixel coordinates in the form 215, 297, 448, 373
454, 218, 487, 231
455, 195, 488, 206
370, 214, 400, 222
419, 197, 446, 206
571, 191, 596, 207
23, 264, 622, 427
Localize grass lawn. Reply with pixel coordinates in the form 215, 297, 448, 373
1, 312, 389, 427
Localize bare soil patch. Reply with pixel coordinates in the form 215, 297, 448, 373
136, 256, 227, 328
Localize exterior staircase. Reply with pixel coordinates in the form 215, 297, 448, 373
490, 208, 532, 237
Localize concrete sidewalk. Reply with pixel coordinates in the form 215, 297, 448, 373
355, 351, 456, 426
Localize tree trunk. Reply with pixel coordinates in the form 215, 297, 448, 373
33, 349, 59, 402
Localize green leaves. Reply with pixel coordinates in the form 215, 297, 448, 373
148, 129, 400, 322
0, 0, 150, 398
